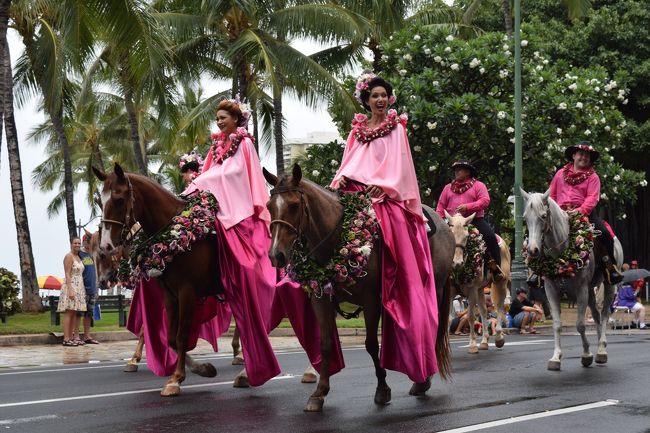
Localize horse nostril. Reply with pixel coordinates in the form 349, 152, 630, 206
275, 252, 286, 268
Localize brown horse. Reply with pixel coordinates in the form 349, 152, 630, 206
263, 164, 453, 412
93, 163, 223, 395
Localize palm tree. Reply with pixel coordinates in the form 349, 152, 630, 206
0, 0, 39, 312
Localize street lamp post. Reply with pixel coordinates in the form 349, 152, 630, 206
511, 0, 527, 298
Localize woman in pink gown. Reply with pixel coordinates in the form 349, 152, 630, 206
330, 74, 439, 383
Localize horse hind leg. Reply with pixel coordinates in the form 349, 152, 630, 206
475, 290, 490, 351
124, 328, 145, 372
545, 284, 563, 371
304, 298, 336, 412
161, 285, 195, 397
596, 284, 614, 364
301, 365, 318, 384
231, 326, 244, 366
187, 354, 217, 378
576, 288, 593, 368
233, 368, 249, 388
364, 300, 391, 404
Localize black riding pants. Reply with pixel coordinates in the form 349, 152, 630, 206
588, 214, 615, 259
472, 217, 501, 266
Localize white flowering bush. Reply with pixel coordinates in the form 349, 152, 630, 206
0, 268, 21, 315
292, 140, 345, 186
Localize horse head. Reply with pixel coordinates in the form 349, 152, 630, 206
520, 187, 551, 258
444, 210, 476, 269
263, 164, 307, 268
93, 162, 135, 254
86, 230, 121, 289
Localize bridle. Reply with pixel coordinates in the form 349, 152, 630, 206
100, 174, 138, 247
529, 202, 568, 257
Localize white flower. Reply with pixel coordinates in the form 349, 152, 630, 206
479, 67, 485, 74
413, 34, 421, 41
426, 121, 437, 130
510, 137, 516, 143
623, 98, 628, 105
613, 186, 618, 193
440, 61, 447, 66
620, 120, 627, 128
504, 50, 511, 57
431, 137, 439, 143
403, 54, 412, 61
424, 188, 431, 196
450, 63, 459, 70
434, 55, 442, 63
576, 102, 584, 109
389, 35, 393, 40
601, 193, 608, 200
460, 115, 468, 124
539, 76, 544, 82
502, 44, 509, 50
613, 174, 620, 181
312, 170, 320, 177
556, 128, 562, 134
640, 180, 648, 187
621, 214, 626, 219
507, 126, 515, 134
432, 80, 439, 86
413, 145, 421, 152
594, 86, 600, 92
534, 51, 540, 58
568, 83, 577, 91
359, 245, 372, 257
584, 129, 591, 136
381, 54, 390, 61
444, 46, 452, 53
497, 111, 506, 119
543, 59, 549, 65
410, 95, 417, 100
399, 69, 408, 76
558, 102, 567, 110
521, 39, 528, 47
469, 58, 481, 68
499, 69, 509, 79
429, 165, 436, 172
395, 48, 401, 54
536, 65, 543, 71
424, 48, 431, 55
618, 89, 625, 96
446, 35, 454, 41
330, 160, 338, 167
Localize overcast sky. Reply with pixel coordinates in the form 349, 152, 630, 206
0, 30, 343, 279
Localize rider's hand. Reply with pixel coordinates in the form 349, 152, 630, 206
456, 204, 468, 213
335, 176, 348, 190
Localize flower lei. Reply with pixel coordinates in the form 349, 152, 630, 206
117, 191, 219, 286
451, 225, 486, 285
522, 212, 596, 278
562, 163, 595, 186
210, 127, 253, 164
353, 109, 407, 144
286, 191, 380, 298
450, 178, 476, 194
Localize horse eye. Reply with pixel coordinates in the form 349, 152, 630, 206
289, 203, 300, 211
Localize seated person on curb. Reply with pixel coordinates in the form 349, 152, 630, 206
614, 283, 647, 329
484, 297, 499, 336
450, 295, 470, 335
509, 288, 543, 334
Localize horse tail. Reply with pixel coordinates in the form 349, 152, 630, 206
436, 275, 453, 381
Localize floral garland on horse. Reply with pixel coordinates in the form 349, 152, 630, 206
451, 225, 486, 285
287, 191, 380, 298
522, 212, 595, 278
117, 191, 219, 286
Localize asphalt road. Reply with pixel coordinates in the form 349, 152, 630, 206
1, 333, 649, 433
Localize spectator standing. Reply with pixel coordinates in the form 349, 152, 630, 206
75, 233, 100, 344
58, 237, 87, 346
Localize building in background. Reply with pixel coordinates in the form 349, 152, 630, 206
284, 131, 342, 168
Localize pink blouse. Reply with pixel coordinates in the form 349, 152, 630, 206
183, 137, 270, 229
435, 180, 490, 219
549, 169, 600, 216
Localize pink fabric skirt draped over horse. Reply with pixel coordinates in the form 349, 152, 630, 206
345, 182, 439, 383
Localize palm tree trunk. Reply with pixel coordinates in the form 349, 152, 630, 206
502, 0, 513, 37
273, 77, 285, 176
119, 61, 147, 175
50, 113, 77, 239
251, 98, 259, 148
0, 3, 40, 312
369, 38, 383, 73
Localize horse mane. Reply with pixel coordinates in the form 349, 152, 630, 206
123, 172, 184, 204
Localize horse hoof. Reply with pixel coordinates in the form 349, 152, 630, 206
123, 363, 139, 373
231, 355, 244, 366
479, 342, 489, 350
581, 355, 594, 367
304, 397, 324, 412
191, 362, 217, 378
301, 372, 318, 384
468, 346, 479, 354
495, 337, 505, 348
409, 377, 431, 396
374, 387, 392, 404
233, 374, 250, 388
160, 383, 181, 397
547, 360, 561, 371
595, 353, 608, 364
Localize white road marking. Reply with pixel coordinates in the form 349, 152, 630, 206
0, 414, 59, 425
0, 375, 297, 408
438, 399, 619, 432
456, 339, 553, 348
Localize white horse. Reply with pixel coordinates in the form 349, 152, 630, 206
521, 188, 617, 370
445, 211, 511, 354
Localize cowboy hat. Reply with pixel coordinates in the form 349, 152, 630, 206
451, 160, 478, 177
565, 141, 600, 164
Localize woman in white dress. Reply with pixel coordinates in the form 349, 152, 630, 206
58, 237, 87, 346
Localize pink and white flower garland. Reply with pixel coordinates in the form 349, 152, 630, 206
210, 127, 253, 164
353, 109, 408, 144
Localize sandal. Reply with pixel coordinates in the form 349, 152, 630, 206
62, 340, 76, 347
520, 330, 529, 335
529, 329, 538, 334
74, 339, 85, 346
84, 338, 100, 344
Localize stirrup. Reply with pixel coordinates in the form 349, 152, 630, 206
488, 259, 504, 282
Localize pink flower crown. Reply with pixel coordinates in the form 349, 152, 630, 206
222, 94, 252, 127
178, 150, 204, 170
353, 72, 397, 106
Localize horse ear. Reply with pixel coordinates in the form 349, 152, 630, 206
443, 209, 452, 221
464, 212, 476, 225
92, 166, 107, 181
520, 186, 530, 202
114, 162, 125, 179
262, 167, 278, 186
292, 163, 302, 184
542, 188, 551, 203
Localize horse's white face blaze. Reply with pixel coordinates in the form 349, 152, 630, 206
99, 189, 115, 251
268, 194, 286, 260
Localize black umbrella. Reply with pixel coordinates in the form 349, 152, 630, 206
620, 268, 650, 284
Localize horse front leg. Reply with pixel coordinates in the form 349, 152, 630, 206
465, 285, 480, 354
305, 297, 336, 412
576, 285, 593, 367
364, 298, 390, 404
475, 286, 490, 350
124, 327, 145, 372
231, 325, 244, 366
545, 283, 563, 371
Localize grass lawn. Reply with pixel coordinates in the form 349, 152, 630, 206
1, 310, 367, 334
